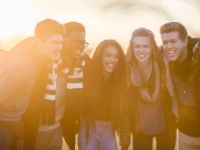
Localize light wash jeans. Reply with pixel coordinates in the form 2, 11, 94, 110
78, 120, 117, 150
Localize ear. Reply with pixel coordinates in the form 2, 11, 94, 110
183, 37, 188, 47
36, 38, 46, 51
37, 43, 42, 50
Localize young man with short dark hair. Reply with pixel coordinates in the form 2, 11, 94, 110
0, 18, 64, 150
160, 22, 200, 150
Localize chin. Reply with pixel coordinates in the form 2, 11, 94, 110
105, 70, 111, 73
106, 69, 113, 73
168, 56, 177, 61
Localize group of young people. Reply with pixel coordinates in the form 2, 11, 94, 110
0, 18, 199, 150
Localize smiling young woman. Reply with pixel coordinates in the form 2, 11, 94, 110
120, 27, 176, 150
78, 39, 126, 150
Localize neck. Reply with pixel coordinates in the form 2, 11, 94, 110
139, 58, 152, 68
67, 54, 82, 67
102, 71, 111, 82
139, 60, 153, 82
179, 47, 188, 62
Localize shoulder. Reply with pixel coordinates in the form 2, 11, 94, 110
187, 36, 200, 53
83, 52, 91, 64
190, 37, 200, 66
192, 41, 200, 55
82, 53, 92, 72
188, 36, 199, 46
191, 42, 200, 71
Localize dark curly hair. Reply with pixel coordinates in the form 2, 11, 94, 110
91, 39, 126, 87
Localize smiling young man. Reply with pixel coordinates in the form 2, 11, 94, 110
160, 22, 200, 150
0, 18, 64, 150
60, 22, 90, 150
23, 19, 64, 150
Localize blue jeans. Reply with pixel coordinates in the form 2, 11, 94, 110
78, 120, 117, 150
0, 125, 23, 150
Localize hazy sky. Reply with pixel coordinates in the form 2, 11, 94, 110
0, 0, 200, 51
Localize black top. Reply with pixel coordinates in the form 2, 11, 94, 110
94, 80, 112, 121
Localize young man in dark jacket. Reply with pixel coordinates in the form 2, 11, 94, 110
160, 22, 200, 150
60, 22, 90, 150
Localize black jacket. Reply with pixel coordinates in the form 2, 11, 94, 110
169, 36, 200, 137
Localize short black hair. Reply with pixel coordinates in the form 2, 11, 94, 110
35, 18, 65, 40
64, 22, 85, 35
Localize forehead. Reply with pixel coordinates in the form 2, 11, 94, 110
65, 31, 85, 40
132, 36, 150, 44
161, 31, 179, 40
45, 34, 63, 42
103, 45, 118, 54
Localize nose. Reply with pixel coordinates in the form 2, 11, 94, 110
60, 44, 63, 50
165, 42, 172, 50
58, 43, 63, 50
110, 56, 118, 64
138, 47, 145, 53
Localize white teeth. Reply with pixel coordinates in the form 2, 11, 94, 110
108, 64, 115, 67
137, 54, 145, 58
168, 50, 175, 54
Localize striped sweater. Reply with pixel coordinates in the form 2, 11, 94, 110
63, 55, 89, 114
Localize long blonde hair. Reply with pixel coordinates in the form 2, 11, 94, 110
126, 27, 161, 103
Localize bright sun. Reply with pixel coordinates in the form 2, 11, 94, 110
0, 0, 37, 49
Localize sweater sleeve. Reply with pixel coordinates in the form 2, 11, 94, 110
0, 54, 35, 107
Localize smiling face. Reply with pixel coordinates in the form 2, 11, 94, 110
161, 31, 187, 61
39, 33, 63, 61
63, 31, 85, 60
102, 45, 119, 77
132, 36, 152, 66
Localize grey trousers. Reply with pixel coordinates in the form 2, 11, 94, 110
0, 125, 23, 150
35, 126, 62, 150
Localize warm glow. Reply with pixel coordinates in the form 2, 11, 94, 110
0, 1, 33, 38
0, 0, 200, 51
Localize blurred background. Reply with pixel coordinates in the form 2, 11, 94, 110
0, 1, 190, 149
0, 0, 200, 53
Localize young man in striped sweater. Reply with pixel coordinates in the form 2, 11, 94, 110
23, 19, 65, 150
0, 18, 64, 150
60, 22, 90, 150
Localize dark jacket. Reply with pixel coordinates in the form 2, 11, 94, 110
62, 53, 91, 115
169, 37, 200, 137
120, 62, 176, 149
